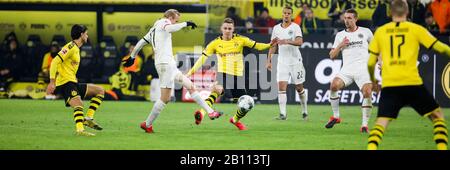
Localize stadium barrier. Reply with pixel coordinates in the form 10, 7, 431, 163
201, 33, 450, 107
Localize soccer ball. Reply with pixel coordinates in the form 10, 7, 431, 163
237, 95, 254, 112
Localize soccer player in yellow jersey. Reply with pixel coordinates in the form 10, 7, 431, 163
46, 24, 105, 136
367, 0, 450, 150
186, 18, 275, 130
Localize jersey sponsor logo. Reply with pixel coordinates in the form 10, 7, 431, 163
442, 63, 450, 98
61, 48, 68, 55
219, 52, 241, 57
348, 40, 363, 46
71, 61, 79, 66
68, 44, 74, 49
358, 33, 363, 39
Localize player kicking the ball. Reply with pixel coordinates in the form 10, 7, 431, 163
122, 9, 220, 133
326, 9, 374, 133
186, 18, 276, 130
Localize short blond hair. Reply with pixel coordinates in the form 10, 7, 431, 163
164, 9, 180, 18
223, 17, 234, 24
391, 0, 409, 17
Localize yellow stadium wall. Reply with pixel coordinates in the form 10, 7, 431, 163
0, 11, 98, 45
103, 12, 206, 52
264, 0, 379, 20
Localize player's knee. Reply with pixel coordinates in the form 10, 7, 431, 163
98, 86, 105, 95
278, 86, 287, 92
363, 89, 371, 98
160, 96, 171, 104
295, 84, 304, 93
175, 73, 194, 90
429, 109, 444, 120
362, 85, 372, 98
213, 84, 224, 94
330, 83, 339, 91
69, 96, 83, 106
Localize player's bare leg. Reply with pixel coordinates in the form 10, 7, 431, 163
360, 83, 373, 133
295, 83, 308, 120
174, 73, 221, 124
276, 81, 288, 120
326, 77, 345, 128
83, 84, 105, 131
68, 96, 95, 136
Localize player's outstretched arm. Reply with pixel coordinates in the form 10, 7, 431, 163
277, 36, 303, 46
164, 22, 189, 33
123, 38, 148, 67
186, 53, 209, 77
431, 41, 450, 58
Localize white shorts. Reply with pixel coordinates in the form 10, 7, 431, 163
155, 63, 181, 89
336, 68, 371, 90
277, 62, 306, 84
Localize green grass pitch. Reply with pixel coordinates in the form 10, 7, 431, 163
0, 99, 448, 150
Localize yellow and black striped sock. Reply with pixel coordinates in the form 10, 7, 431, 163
86, 94, 104, 119
232, 108, 248, 123
368, 124, 385, 150
200, 92, 220, 115
433, 118, 448, 150
73, 106, 85, 131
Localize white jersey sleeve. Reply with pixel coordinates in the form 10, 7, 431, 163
294, 24, 302, 38
365, 28, 374, 43
131, 27, 154, 59
332, 32, 343, 49
164, 22, 187, 33
270, 24, 278, 41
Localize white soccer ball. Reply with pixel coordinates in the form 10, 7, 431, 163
237, 95, 254, 112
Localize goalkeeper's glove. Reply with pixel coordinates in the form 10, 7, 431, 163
122, 57, 135, 67
186, 21, 198, 29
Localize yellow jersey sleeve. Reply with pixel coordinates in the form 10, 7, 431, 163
241, 35, 271, 51
50, 45, 74, 79
367, 29, 380, 82
57, 44, 74, 62
187, 39, 218, 76
415, 26, 438, 49
203, 39, 217, 56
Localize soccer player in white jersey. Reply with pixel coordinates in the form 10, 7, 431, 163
267, 6, 308, 121
122, 9, 220, 133
326, 9, 374, 133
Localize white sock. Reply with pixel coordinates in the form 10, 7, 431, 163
146, 99, 166, 127
278, 91, 287, 116
330, 90, 340, 118
191, 91, 214, 114
299, 89, 308, 114
361, 98, 372, 127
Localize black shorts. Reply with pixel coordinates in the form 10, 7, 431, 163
54, 82, 87, 107
377, 85, 440, 119
216, 72, 248, 101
